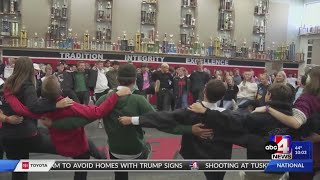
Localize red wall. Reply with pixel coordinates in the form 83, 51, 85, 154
3, 57, 298, 76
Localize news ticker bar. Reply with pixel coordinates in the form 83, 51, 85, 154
0, 159, 313, 172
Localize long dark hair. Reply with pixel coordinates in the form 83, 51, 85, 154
4, 57, 35, 95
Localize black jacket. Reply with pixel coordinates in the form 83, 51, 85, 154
223, 84, 239, 101
203, 101, 293, 159
189, 71, 210, 93
139, 109, 233, 159
173, 76, 190, 97
0, 81, 56, 139
54, 71, 74, 91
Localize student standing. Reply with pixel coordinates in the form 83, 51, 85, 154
91, 61, 110, 101
189, 60, 210, 102
54, 62, 78, 101
73, 61, 91, 105
155, 63, 174, 111
173, 67, 190, 109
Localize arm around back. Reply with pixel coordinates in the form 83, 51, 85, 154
21, 81, 56, 113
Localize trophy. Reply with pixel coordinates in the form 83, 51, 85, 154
289, 42, 295, 61
72, 33, 79, 49
10, 0, 14, 13
98, 2, 104, 21
128, 39, 135, 52
13, 0, 18, 12
116, 37, 121, 51
20, 26, 27, 47
219, 11, 224, 30
208, 37, 214, 56
214, 37, 220, 57
45, 27, 52, 48
226, 0, 232, 10
241, 40, 248, 58
83, 30, 90, 50
66, 28, 73, 49
186, 10, 192, 26
62, 1, 67, 18
260, 19, 265, 33
107, 1, 112, 9
106, 27, 111, 41
32, 32, 39, 48
56, 2, 61, 17
141, 6, 146, 24
230, 39, 236, 57
11, 17, 18, 36
120, 31, 128, 51
154, 31, 160, 53
1, 17, 10, 36
183, 0, 188, 7
91, 37, 96, 50
190, 0, 196, 6
168, 34, 175, 54
258, 35, 264, 52
258, 1, 263, 15
96, 27, 102, 41
180, 30, 187, 45
106, 2, 112, 20
162, 33, 168, 53
193, 35, 200, 55
135, 31, 141, 52
51, 0, 56, 18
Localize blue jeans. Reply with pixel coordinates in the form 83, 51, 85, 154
175, 93, 188, 109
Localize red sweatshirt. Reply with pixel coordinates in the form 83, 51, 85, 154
4, 90, 119, 157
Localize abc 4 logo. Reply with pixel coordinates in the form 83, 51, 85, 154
265, 136, 291, 154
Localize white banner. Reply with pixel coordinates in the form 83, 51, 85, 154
14, 160, 55, 172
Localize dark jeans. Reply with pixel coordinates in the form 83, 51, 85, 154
157, 89, 173, 111
204, 172, 226, 180
95, 89, 110, 102
191, 90, 204, 103
175, 92, 188, 109
76, 91, 90, 105
2, 133, 57, 180
73, 151, 90, 180
109, 149, 149, 180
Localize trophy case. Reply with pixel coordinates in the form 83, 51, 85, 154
139, 0, 158, 53
180, 0, 197, 47
217, 0, 235, 58
44, 0, 70, 49
95, 0, 113, 50
252, 0, 269, 57
0, 0, 22, 47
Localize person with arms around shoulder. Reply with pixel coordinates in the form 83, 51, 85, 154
189, 83, 296, 180
1, 57, 73, 180
119, 79, 233, 180
254, 66, 320, 180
